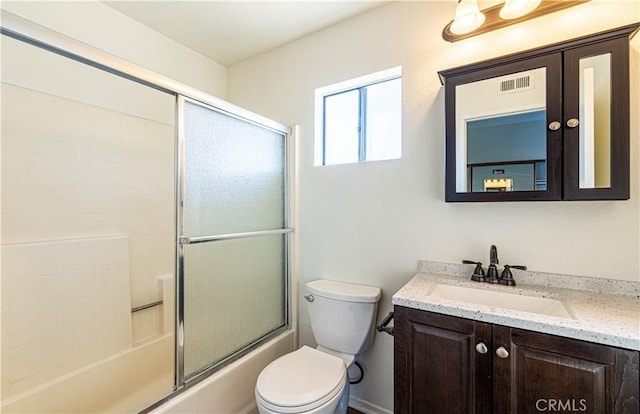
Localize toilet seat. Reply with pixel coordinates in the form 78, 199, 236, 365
256, 346, 346, 413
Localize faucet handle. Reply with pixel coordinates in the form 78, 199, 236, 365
463, 260, 486, 282
499, 265, 526, 286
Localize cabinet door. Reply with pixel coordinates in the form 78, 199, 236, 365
443, 53, 563, 202
563, 37, 630, 200
493, 326, 640, 414
394, 306, 493, 414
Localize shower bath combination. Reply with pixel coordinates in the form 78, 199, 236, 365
1, 11, 292, 413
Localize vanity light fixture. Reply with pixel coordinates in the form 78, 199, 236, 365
442, 0, 590, 42
499, 0, 542, 20
450, 0, 486, 35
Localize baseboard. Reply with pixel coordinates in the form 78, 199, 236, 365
348, 396, 393, 414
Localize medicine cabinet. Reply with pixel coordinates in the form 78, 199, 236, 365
439, 23, 639, 202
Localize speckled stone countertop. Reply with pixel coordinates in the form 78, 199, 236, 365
392, 261, 640, 351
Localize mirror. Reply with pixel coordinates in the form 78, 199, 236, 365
578, 52, 611, 189
455, 67, 547, 193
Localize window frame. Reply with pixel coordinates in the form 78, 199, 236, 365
314, 66, 402, 166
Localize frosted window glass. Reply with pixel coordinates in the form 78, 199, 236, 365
183, 235, 286, 379
183, 101, 285, 236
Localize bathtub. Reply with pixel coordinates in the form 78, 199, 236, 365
2, 331, 295, 414
1, 335, 174, 413
151, 330, 294, 414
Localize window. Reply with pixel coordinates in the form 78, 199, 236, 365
314, 67, 402, 166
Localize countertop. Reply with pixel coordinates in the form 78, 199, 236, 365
392, 261, 640, 351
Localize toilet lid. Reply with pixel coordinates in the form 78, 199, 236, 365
256, 346, 346, 408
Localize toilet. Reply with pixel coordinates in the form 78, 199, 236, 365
255, 279, 382, 414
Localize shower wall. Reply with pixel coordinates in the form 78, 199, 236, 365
1, 81, 174, 337
1, 34, 176, 405
2, 235, 132, 398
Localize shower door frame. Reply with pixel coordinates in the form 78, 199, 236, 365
175, 95, 293, 386
1, 9, 293, 409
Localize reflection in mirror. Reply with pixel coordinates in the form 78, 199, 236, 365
579, 53, 611, 189
467, 111, 546, 192
456, 67, 547, 193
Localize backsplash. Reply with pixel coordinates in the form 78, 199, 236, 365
418, 261, 640, 296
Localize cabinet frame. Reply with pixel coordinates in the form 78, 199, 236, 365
442, 54, 563, 202
439, 23, 639, 202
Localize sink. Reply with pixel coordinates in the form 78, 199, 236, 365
430, 284, 572, 319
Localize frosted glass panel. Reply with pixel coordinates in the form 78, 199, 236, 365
183, 235, 286, 379
183, 101, 285, 236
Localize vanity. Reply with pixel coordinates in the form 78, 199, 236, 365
391, 261, 640, 414
388, 21, 640, 414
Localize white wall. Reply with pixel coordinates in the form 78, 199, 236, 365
0, 0, 227, 99
227, 2, 640, 412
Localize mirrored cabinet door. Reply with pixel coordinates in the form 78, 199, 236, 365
443, 54, 563, 202
563, 37, 630, 200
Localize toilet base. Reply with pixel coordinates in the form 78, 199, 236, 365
335, 380, 349, 414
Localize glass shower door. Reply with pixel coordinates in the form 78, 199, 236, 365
178, 97, 290, 383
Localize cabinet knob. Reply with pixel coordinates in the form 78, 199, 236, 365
548, 121, 561, 131
495, 346, 509, 359
566, 118, 580, 128
475, 342, 488, 354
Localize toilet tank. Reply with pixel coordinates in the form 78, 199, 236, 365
305, 280, 381, 355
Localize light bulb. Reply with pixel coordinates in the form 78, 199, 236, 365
450, 0, 486, 35
500, 0, 542, 19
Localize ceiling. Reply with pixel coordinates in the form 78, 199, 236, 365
103, 1, 391, 66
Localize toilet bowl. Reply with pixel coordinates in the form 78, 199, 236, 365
255, 280, 381, 414
255, 346, 349, 414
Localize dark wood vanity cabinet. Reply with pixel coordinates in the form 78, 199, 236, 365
439, 23, 639, 202
394, 306, 493, 413
394, 306, 640, 414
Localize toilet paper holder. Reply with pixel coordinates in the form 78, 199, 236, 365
376, 311, 394, 336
